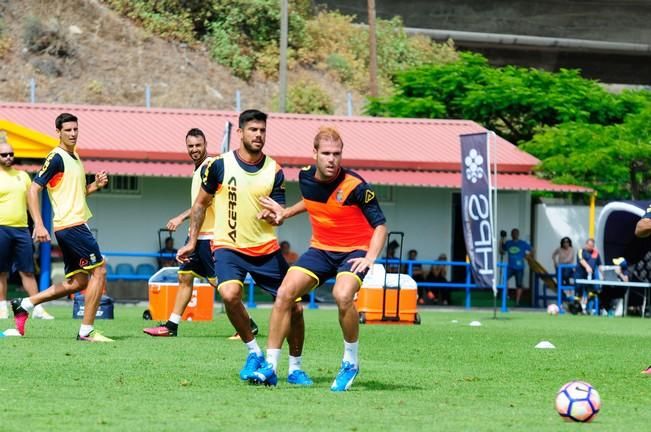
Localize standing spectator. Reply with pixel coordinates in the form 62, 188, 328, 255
575, 238, 602, 313
280, 241, 299, 266
500, 228, 532, 306
552, 237, 575, 286
427, 253, 450, 305
402, 250, 425, 303
157, 237, 177, 269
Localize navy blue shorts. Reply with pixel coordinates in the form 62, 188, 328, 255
214, 248, 288, 297
55, 224, 104, 278
0, 226, 35, 273
179, 239, 215, 280
293, 248, 368, 288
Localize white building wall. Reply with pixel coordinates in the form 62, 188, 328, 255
82, 177, 535, 275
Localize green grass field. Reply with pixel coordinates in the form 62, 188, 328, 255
2, 305, 651, 431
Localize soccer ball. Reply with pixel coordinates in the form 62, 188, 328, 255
547, 304, 560, 315
555, 381, 601, 422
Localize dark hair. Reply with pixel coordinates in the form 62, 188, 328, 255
186, 128, 206, 141
560, 237, 572, 247
408, 249, 417, 255
239, 109, 267, 128
55, 113, 78, 130
280, 241, 290, 248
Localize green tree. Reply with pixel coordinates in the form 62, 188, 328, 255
366, 52, 643, 144
521, 106, 651, 199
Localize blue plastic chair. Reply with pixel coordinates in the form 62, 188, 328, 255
135, 263, 156, 277
114, 263, 136, 277
105, 263, 114, 275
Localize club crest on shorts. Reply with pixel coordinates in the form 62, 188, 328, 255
89, 253, 97, 264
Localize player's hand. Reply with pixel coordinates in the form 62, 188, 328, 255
258, 196, 285, 225
348, 257, 373, 274
176, 244, 194, 264
95, 170, 109, 189
32, 224, 51, 243
166, 216, 183, 231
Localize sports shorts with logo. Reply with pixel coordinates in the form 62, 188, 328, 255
55, 224, 104, 278
293, 248, 368, 288
179, 238, 215, 281
214, 248, 288, 296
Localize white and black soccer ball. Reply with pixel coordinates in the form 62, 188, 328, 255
555, 380, 601, 422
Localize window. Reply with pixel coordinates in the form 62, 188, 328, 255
372, 185, 394, 203
87, 174, 141, 194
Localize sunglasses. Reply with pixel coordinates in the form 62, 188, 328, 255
0, 152, 14, 157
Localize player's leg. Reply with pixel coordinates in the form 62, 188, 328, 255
514, 269, 524, 305
0, 272, 8, 319
144, 272, 193, 337
252, 269, 315, 385
0, 226, 14, 318
76, 263, 113, 342
12, 228, 53, 319
330, 273, 363, 392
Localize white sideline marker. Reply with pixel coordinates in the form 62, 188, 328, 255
535, 340, 555, 349
469, 321, 482, 327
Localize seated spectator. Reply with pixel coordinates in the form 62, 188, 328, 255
157, 237, 177, 269
575, 238, 602, 314
384, 240, 401, 273
402, 249, 425, 302
280, 240, 299, 265
552, 237, 575, 286
427, 253, 450, 305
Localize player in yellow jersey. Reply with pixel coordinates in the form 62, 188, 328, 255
11, 113, 112, 342
0, 142, 53, 320
177, 109, 311, 385
144, 128, 258, 337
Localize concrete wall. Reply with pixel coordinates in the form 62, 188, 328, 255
316, 0, 651, 43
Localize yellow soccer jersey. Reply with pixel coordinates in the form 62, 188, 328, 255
0, 167, 31, 227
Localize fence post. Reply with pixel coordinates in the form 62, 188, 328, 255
145, 84, 151, 109
246, 278, 257, 309
347, 91, 353, 116
501, 264, 508, 312
29, 78, 36, 103
235, 89, 241, 112
465, 263, 471, 309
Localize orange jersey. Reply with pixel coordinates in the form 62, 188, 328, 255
299, 166, 385, 252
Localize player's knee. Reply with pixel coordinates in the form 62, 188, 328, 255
333, 290, 354, 308
219, 285, 242, 304
290, 301, 304, 317
276, 286, 298, 306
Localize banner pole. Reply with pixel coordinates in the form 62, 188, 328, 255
490, 132, 498, 318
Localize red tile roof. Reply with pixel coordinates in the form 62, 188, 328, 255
2, 102, 589, 192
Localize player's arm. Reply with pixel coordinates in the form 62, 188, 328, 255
86, 170, 108, 195
258, 197, 306, 225
177, 158, 221, 262
348, 182, 388, 274
167, 208, 191, 231
27, 181, 50, 242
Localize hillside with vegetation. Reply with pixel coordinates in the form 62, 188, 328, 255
0, 0, 457, 115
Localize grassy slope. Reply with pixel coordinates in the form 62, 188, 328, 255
2, 306, 650, 431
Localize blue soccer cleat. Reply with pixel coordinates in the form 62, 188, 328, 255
330, 361, 359, 392
239, 352, 264, 381
287, 370, 313, 386
249, 362, 278, 387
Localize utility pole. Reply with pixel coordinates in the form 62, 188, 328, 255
279, 0, 288, 112
367, 0, 378, 97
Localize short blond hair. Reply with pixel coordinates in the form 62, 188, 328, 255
313, 126, 343, 150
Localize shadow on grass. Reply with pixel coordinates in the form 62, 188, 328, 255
356, 379, 426, 391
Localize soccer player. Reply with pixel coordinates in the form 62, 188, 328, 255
0, 142, 53, 320
176, 109, 311, 384
144, 128, 219, 337
11, 113, 112, 342
251, 127, 387, 391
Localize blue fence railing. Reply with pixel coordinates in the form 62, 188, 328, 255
100, 251, 510, 311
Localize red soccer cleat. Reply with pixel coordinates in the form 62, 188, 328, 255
143, 324, 177, 337
641, 366, 651, 375
10, 298, 29, 336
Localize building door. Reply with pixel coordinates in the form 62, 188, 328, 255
451, 193, 467, 283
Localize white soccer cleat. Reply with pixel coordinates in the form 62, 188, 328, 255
33, 305, 55, 320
